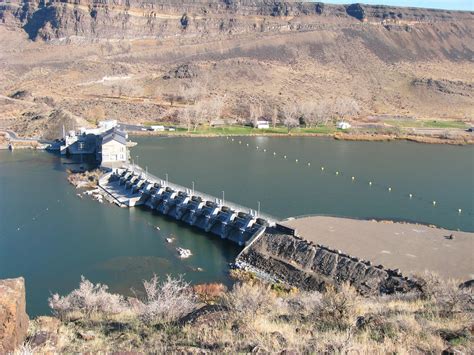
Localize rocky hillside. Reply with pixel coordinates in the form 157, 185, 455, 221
0, 1, 473, 137
2, 275, 473, 353
2, 0, 472, 42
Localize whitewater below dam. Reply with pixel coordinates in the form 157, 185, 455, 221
0, 137, 472, 316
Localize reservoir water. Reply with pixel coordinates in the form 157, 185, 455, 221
1, 136, 473, 316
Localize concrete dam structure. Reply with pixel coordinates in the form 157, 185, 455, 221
98, 165, 420, 295
100, 166, 275, 246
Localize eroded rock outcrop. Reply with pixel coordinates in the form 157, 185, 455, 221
0, 277, 29, 352
1, 0, 472, 42
236, 229, 419, 295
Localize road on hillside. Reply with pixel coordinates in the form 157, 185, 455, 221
0, 130, 54, 144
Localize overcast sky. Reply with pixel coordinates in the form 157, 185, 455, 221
319, 1, 473, 11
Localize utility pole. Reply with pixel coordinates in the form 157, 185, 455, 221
166, 173, 169, 187
222, 191, 225, 205
257, 201, 261, 217
192, 181, 195, 195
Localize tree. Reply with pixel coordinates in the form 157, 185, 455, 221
180, 107, 194, 132
334, 97, 360, 121
207, 96, 226, 125
301, 101, 332, 127
300, 102, 316, 127
249, 103, 263, 127
179, 96, 225, 131
271, 107, 279, 128
283, 103, 300, 133
315, 101, 331, 126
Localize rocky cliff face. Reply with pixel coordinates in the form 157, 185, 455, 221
237, 229, 419, 295
0, 1, 473, 133
1, 0, 472, 42
0, 277, 29, 352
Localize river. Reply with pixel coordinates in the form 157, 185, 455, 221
0, 136, 472, 316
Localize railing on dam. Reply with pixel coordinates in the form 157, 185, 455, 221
121, 162, 277, 224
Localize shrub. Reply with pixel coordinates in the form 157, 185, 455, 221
319, 283, 360, 330
416, 272, 472, 316
286, 290, 323, 318
48, 276, 127, 320
138, 275, 198, 324
223, 282, 276, 319
193, 283, 227, 303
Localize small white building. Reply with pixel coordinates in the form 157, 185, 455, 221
337, 121, 352, 130
151, 125, 165, 132
98, 120, 118, 131
256, 120, 270, 129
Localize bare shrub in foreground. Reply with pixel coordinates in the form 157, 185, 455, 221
287, 290, 323, 317
139, 275, 197, 324
417, 271, 473, 316
223, 282, 276, 318
319, 283, 360, 330
193, 283, 227, 303
48, 276, 127, 320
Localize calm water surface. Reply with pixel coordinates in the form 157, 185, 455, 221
133, 136, 473, 231
0, 150, 239, 317
0, 137, 473, 316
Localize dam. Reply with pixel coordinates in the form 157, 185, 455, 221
99, 164, 277, 246
99, 164, 421, 295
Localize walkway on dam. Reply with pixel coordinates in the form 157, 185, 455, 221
116, 162, 277, 223
98, 164, 277, 246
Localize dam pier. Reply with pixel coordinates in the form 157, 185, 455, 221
99, 164, 276, 246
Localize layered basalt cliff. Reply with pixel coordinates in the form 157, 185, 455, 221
236, 228, 419, 295
1, 1, 473, 133
1, 0, 472, 41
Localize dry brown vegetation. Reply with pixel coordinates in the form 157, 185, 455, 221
25, 272, 473, 353
67, 169, 102, 189
1, 2, 473, 140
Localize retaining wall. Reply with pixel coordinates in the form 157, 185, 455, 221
236, 228, 420, 295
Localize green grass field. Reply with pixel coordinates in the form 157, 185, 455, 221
145, 125, 338, 136
384, 119, 468, 129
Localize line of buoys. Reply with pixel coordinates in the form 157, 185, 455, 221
226, 138, 471, 221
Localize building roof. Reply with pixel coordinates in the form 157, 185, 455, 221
101, 127, 127, 145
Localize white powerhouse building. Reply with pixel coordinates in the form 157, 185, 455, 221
98, 128, 128, 165
60, 121, 129, 166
